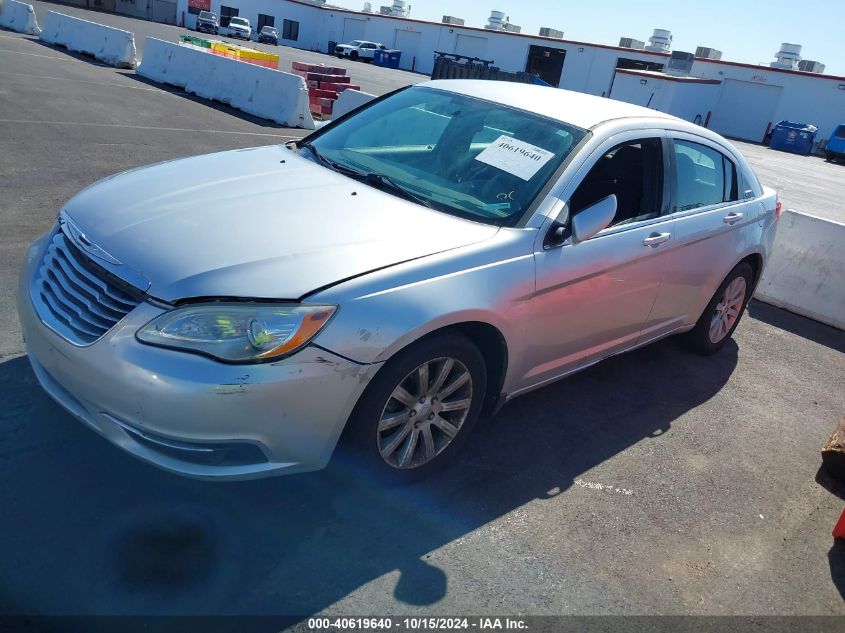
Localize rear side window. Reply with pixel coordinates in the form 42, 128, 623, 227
673, 140, 738, 212
835, 126, 845, 139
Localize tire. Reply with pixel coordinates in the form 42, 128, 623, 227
350, 51, 359, 61
684, 262, 754, 355
336, 332, 487, 483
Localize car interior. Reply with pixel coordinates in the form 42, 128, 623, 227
569, 139, 664, 227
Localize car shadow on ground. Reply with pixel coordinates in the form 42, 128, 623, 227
0, 335, 738, 617
746, 300, 845, 354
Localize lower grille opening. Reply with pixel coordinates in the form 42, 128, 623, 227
121, 423, 269, 468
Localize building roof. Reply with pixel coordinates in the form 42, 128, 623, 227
424, 80, 679, 129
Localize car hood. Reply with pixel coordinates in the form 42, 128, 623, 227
61, 145, 499, 302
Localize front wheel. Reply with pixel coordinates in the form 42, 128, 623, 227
684, 262, 753, 355
338, 333, 487, 482
350, 51, 359, 61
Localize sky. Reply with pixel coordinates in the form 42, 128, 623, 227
329, 0, 845, 76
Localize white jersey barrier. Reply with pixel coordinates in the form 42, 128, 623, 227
0, 0, 41, 35
39, 11, 136, 68
137, 37, 315, 130
756, 210, 845, 330
332, 89, 376, 120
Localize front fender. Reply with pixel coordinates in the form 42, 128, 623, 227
310, 229, 537, 394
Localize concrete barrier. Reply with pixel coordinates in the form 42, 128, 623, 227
332, 89, 376, 120
137, 37, 315, 130
756, 210, 845, 330
39, 11, 136, 68
0, 0, 41, 35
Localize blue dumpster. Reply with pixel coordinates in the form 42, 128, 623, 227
769, 120, 818, 155
373, 49, 402, 69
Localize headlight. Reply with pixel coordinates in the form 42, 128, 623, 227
137, 303, 336, 363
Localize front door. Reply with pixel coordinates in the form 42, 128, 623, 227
517, 133, 674, 392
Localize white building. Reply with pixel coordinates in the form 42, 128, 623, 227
174, 0, 845, 143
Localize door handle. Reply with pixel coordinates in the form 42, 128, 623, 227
723, 212, 743, 225
643, 232, 671, 247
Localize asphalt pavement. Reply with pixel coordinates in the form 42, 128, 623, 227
1, 24, 844, 620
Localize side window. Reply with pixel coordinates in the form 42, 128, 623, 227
673, 140, 737, 212
569, 138, 664, 227
282, 19, 299, 41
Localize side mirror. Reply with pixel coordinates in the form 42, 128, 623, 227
570, 195, 617, 244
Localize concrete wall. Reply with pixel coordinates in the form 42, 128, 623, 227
756, 211, 845, 331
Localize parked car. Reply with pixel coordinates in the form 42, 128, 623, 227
257, 25, 278, 45
194, 10, 218, 35
18, 81, 781, 483
335, 40, 386, 61
220, 16, 251, 40
825, 124, 845, 162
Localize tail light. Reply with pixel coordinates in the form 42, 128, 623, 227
775, 199, 783, 220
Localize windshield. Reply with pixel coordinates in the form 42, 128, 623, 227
835, 125, 845, 139
199, 11, 214, 19
230, 18, 248, 26
263, 27, 277, 34
349, 40, 365, 47
306, 86, 588, 226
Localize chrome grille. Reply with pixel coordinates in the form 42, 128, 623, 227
31, 231, 143, 345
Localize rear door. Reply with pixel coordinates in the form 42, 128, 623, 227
647, 133, 753, 334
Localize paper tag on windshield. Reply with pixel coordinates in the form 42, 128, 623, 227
474, 135, 555, 181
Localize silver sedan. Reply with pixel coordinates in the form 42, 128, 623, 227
17, 80, 781, 481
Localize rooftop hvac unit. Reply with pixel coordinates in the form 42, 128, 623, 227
504, 23, 521, 33
619, 37, 645, 50
442, 15, 465, 25
645, 28, 672, 52
379, 5, 391, 15
665, 51, 694, 76
389, 0, 409, 16
771, 43, 801, 69
540, 27, 564, 39
363, 1, 372, 12
798, 59, 825, 73
695, 46, 722, 60
485, 10, 506, 30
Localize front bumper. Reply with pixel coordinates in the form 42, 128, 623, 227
17, 234, 382, 480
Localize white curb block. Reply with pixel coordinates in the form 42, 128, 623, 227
332, 89, 376, 120
137, 37, 315, 130
756, 210, 845, 330
0, 0, 40, 35
39, 10, 136, 68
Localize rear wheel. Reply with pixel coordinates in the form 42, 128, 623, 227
338, 333, 486, 482
684, 262, 753, 355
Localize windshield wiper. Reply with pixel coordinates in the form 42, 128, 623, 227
360, 172, 433, 208
299, 143, 432, 208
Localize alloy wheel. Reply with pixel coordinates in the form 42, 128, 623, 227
377, 357, 473, 469
709, 276, 747, 344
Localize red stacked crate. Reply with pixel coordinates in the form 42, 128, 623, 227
292, 62, 358, 117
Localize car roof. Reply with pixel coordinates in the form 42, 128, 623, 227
423, 80, 680, 130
